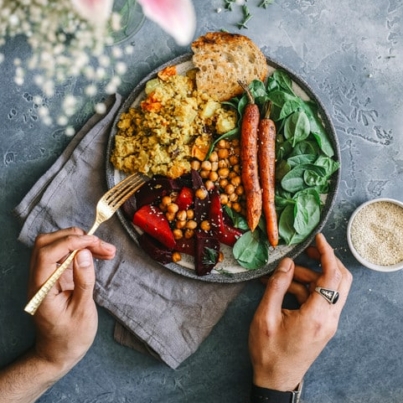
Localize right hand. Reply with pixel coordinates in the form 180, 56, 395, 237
28, 227, 116, 375
248, 233, 353, 391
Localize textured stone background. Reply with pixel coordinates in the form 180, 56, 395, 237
1, 0, 403, 402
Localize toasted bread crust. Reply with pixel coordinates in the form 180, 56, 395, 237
191, 32, 268, 101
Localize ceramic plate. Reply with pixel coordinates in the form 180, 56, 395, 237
105, 53, 340, 283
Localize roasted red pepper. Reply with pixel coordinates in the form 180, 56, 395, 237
175, 186, 194, 211
209, 188, 244, 247
132, 204, 176, 249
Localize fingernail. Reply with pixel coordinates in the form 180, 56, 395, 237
81, 235, 97, 242
276, 258, 292, 273
101, 241, 116, 252
76, 250, 93, 268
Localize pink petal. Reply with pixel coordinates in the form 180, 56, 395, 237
138, 0, 196, 46
70, 0, 113, 24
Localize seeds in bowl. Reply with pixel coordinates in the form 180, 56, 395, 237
349, 201, 403, 266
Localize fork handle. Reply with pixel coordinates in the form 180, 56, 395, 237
24, 222, 100, 316
24, 250, 79, 315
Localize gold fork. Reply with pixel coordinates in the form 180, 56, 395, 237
24, 173, 149, 316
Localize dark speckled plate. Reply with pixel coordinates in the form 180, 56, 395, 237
105, 53, 340, 283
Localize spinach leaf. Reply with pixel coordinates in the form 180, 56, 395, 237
249, 79, 268, 98
279, 99, 303, 120
224, 206, 249, 231
279, 204, 313, 245
281, 164, 326, 193
293, 190, 321, 236
289, 140, 319, 156
266, 90, 300, 109
284, 111, 310, 146
314, 155, 340, 177
275, 159, 291, 182
278, 205, 296, 245
302, 101, 334, 157
273, 70, 295, 95
233, 230, 269, 269
287, 153, 317, 168
276, 137, 293, 160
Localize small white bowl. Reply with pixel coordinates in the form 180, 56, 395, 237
347, 198, 403, 272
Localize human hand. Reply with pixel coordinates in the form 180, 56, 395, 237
28, 227, 116, 375
248, 233, 353, 392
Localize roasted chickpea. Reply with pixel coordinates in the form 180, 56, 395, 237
218, 160, 228, 169
219, 178, 229, 188
218, 148, 229, 159
229, 193, 238, 202
228, 171, 237, 180
235, 185, 244, 195
209, 171, 218, 182
218, 167, 230, 178
224, 183, 235, 195
220, 194, 228, 205
167, 203, 179, 214
204, 180, 215, 191
195, 188, 208, 200
186, 219, 198, 230
200, 170, 210, 179
172, 252, 182, 263
231, 176, 241, 187
184, 229, 195, 239
211, 161, 219, 171
191, 160, 201, 171
217, 139, 228, 149
201, 160, 212, 171
232, 202, 242, 213
165, 212, 176, 221
161, 196, 172, 206
209, 151, 218, 162
176, 210, 187, 221
200, 220, 211, 231
186, 209, 195, 220
176, 220, 186, 229
229, 155, 239, 166
173, 229, 183, 240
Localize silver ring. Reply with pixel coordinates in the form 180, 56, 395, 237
315, 286, 339, 304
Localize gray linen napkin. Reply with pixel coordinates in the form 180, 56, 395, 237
14, 94, 244, 369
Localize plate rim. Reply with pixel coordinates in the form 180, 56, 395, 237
105, 53, 341, 283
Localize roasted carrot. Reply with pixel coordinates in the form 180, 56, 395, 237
258, 102, 278, 247
238, 81, 262, 232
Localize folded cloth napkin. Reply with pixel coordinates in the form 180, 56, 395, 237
14, 94, 245, 369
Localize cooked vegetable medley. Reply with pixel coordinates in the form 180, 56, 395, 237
110, 67, 237, 179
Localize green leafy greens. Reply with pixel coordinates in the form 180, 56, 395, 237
220, 70, 339, 269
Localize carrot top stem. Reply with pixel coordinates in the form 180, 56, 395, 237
237, 80, 255, 104
263, 101, 272, 119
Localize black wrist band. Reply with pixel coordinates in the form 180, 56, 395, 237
250, 381, 303, 403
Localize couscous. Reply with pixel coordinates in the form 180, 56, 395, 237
110, 67, 237, 179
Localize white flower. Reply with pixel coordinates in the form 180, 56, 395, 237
95, 102, 107, 114
1, 0, 197, 131
70, 0, 113, 26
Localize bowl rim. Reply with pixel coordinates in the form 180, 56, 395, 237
347, 197, 403, 272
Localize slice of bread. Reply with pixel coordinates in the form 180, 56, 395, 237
191, 32, 268, 101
